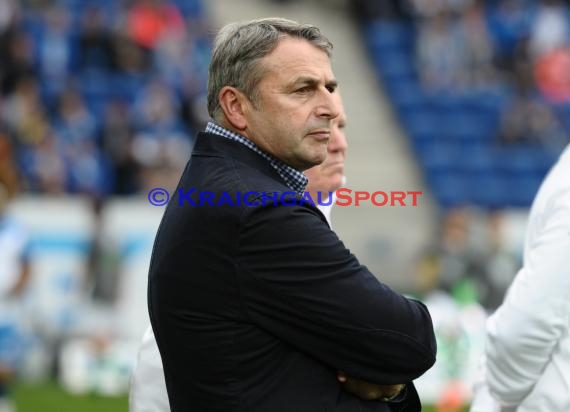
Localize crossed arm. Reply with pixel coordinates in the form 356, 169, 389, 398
239, 203, 437, 399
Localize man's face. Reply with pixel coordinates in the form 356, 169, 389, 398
241, 37, 340, 171
305, 106, 348, 197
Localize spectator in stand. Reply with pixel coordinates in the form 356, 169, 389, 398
528, 0, 570, 59
113, 33, 151, 79
350, 0, 414, 22
132, 79, 185, 133
415, 206, 518, 310
498, 91, 567, 147
0, 0, 19, 35
416, 7, 466, 91
49, 86, 113, 197
456, 0, 498, 89
409, 0, 469, 19
25, 132, 66, 195
487, 0, 534, 75
100, 100, 139, 195
414, 0, 498, 92
65, 138, 113, 197
0, 0, 213, 200
0, 29, 37, 96
163, 19, 211, 134
34, 5, 75, 96
77, 6, 116, 73
127, 0, 185, 51
534, 46, 570, 103
0, 130, 18, 197
52, 87, 98, 145
152, 18, 209, 104
130, 78, 191, 191
153, 28, 190, 92
1, 76, 49, 147
497, 44, 568, 149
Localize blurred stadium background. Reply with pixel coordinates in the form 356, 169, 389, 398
1, 0, 569, 410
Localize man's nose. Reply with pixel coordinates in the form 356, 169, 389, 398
315, 89, 340, 120
329, 126, 348, 154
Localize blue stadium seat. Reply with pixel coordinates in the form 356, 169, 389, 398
419, 141, 464, 179
552, 102, 570, 130
493, 145, 544, 176
109, 74, 146, 105
440, 111, 496, 142
401, 107, 439, 139
173, 0, 205, 18
507, 174, 544, 207
363, 20, 415, 54
459, 143, 494, 175
372, 50, 416, 82
467, 172, 509, 208
79, 70, 111, 98
427, 173, 469, 208
384, 79, 425, 112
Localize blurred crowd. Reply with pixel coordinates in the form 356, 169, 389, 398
356, 0, 570, 150
410, 0, 570, 308
415, 205, 520, 310
2, 1, 568, 409
353, 0, 570, 314
412, 0, 570, 148
1, 1, 210, 408
0, 0, 210, 200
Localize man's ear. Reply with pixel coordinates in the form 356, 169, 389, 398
218, 86, 248, 131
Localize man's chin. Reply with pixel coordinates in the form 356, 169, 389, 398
325, 175, 345, 193
324, 168, 344, 183
300, 154, 327, 171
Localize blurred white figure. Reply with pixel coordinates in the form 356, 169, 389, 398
529, 0, 570, 58
0, 183, 30, 412
471, 143, 570, 412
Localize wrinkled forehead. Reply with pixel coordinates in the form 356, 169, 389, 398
259, 37, 335, 80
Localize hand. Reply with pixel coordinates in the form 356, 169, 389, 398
337, 371, 405, 401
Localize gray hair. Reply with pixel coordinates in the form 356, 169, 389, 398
207, 17, 333, 120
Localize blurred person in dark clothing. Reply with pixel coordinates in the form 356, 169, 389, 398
131, 99, 349, 412
0, 29, 37, 96
148, 17, 436, 412
77, 6, 116, 73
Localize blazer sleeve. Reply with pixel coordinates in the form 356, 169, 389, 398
237, 203, 436, 384
485, 190, 570, 407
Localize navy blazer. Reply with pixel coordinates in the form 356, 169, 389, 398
148, 132, 436, 411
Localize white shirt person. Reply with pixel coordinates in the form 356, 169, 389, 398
471, 143, 570, 412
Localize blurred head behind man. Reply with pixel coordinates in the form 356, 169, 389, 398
305, 95, 347, 200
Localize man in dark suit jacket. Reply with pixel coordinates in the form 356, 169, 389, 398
148, 17, 436, 411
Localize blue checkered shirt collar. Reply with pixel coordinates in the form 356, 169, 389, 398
205, 121, 308, 195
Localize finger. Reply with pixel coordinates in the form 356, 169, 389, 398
337, 371, 347, 382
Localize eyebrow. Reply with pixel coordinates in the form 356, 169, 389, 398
293, 76, 338, 91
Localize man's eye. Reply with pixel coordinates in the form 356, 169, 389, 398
296, 87, 311, 93
326, 85, 336, 93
